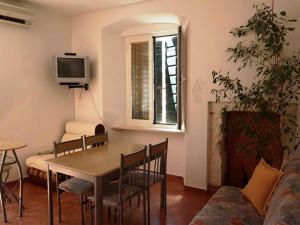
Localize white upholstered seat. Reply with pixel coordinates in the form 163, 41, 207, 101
25, 121, 103, 173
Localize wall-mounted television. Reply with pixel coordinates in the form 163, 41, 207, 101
55, 55, 90, 84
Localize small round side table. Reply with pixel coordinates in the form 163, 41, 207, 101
0, 139, 27, 223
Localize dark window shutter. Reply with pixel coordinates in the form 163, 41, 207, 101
177, 26, 182, 130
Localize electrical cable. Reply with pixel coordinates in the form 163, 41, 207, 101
87, 90, 111, 130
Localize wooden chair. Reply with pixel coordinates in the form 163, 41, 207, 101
147, 138, 168, 219
130, 139, 168, 224
84, 133, 117, 220
83, 133, 108, 149
54, 137, 93, 225
89, 147, 148, 225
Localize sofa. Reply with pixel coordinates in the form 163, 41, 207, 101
189, 158, 300, 225
25, 121, 105, 187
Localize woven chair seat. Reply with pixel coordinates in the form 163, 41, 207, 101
59, 177, 93, 195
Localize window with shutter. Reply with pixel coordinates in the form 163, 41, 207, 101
131, 41, 150, 120
125, 27, 183, 130
154, 35, 178, 125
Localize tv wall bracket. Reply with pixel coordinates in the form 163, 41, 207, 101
59, 83, 89, 91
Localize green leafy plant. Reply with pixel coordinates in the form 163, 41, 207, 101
211, 3, 300, 157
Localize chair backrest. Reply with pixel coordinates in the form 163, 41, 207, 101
148, 138, 168, 184
53, 137, 84, 157
119, 147, 147, 200
83, 133, 108, 149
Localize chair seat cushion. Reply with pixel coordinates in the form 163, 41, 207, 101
59, 177, 93, 195
149, 171, 165, 186
88, 183, 142, 207
189, 186, 264, 225
124, 171, 165, 187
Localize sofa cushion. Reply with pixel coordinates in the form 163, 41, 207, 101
25, 124, 88, 172
25, 154, 54, 172
241, 159, 283, 215
25, 134, 85, 172
263, 159, 300, 225
189, 186, 264, 225
61, 133, 82, 142
65, 121, 101, 136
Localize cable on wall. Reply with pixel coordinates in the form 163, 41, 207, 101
87, 90, 111, 130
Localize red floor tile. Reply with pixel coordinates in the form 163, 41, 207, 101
2, 177, 211, 225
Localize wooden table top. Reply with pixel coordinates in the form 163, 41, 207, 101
0, 139, 27, 151
46, 141, 145, 177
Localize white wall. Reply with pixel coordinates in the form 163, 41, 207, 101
101, 29, 126, 127
72, 0, 300, 189
0, 4, 73, 180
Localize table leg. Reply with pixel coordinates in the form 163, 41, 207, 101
47, 167, 53, 225
0, 151, 8, 223
94, 176, 103, 225
12, 150, 23, 217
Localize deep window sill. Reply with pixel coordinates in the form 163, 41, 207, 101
112, 124, 185, 134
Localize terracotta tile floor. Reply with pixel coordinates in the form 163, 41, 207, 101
3, 177, 211, 225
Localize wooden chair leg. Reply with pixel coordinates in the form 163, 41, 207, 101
57, 189, 62, 223
80, 194, 85, 225
147, 188, 150, 225
160, 181, 164, 209
143, 191, 146, 225
85, 194, 89, 210
56, 174, 62, 223
119, 205, 123, 225
163, 178, 167, 214
108, 207, 111, 219
90, 203, 94, 225
0, 187, 7, 223
114, 208, 118, 222
137, 194, 141, 207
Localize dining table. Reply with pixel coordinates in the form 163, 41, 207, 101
0, 138, 27, 223
46, 141, 145, 225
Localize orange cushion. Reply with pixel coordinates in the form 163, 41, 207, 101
241, 159, 283, 215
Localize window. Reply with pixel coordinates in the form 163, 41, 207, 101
154, 35, 178, 125
126, 27, 183, 130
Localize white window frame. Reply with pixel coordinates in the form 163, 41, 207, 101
124, 29, 184, 132
125, 35, 154, 126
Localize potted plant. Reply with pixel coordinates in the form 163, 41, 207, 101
211, 2, 300, 159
